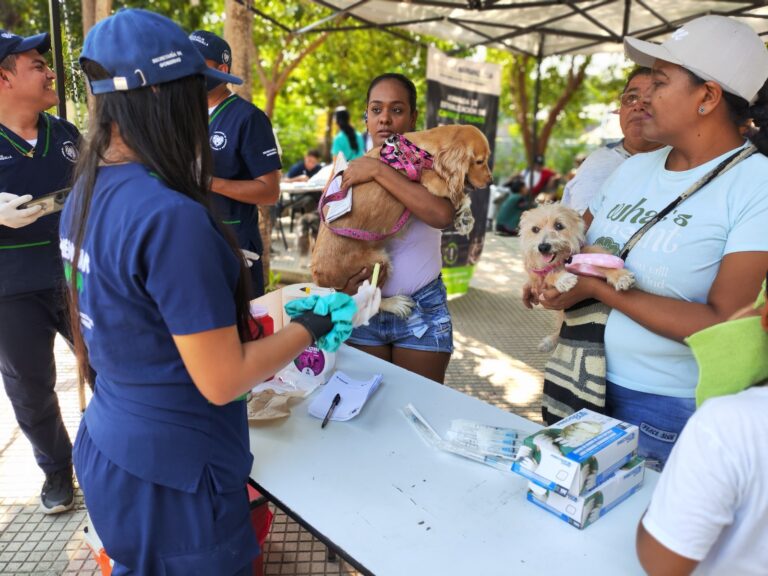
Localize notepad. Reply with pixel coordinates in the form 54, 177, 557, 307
308, 371, 382, 422
324, 152, 352, 223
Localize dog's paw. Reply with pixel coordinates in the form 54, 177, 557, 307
538, 334, 558, 353
555, 272, 578, 293
611, 271, 635, 291
380, 295, 415, 318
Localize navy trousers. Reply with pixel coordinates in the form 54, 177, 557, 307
0, 289, 73, 474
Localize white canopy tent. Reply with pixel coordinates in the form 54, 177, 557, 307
302, 1, 768, 57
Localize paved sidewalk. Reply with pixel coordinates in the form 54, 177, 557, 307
0, 232, 553, 575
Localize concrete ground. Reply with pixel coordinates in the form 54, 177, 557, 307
0, 230, 553, 575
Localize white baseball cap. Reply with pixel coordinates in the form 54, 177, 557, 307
624, 15, 768, 104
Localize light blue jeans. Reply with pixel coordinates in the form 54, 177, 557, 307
606, 381, 696, 471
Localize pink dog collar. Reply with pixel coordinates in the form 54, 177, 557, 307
565, 253, 624, 278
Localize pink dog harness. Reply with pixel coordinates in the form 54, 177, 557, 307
565, 253, 625, 278
319, 134, 433, 241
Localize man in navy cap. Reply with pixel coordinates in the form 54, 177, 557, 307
0, 29, 81, 513
189, 30, 281, 298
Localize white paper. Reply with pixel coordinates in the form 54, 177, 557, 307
323, 152, 352, 223
308, 371, 382, 422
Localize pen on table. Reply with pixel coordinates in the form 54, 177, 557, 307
321, 393, 341, 429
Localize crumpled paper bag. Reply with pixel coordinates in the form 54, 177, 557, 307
247, 389, 307, 422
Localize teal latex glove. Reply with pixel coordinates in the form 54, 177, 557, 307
285, 292, 357, 352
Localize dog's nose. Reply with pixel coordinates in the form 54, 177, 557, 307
538, 242, 552, 254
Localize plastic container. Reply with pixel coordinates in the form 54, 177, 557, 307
249, 304, 275, 382
293, 346, 336, 383
248, 304, 274, 341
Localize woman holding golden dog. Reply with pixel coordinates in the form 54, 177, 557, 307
340, 73, 456, 383
533, 15, 768, 469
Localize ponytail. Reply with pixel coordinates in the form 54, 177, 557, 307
335, 109, 359, 154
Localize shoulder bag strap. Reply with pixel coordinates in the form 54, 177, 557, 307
619, 145, 756, 261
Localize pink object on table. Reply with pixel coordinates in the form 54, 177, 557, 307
565, 253, 624, 278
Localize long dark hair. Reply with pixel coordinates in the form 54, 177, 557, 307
335, 108, 359, 153
685, 69, 768, 156
366, 73, 418, 113
66, 61, 251, 385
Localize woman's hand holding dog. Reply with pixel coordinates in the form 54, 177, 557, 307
340, 157, 381, 190
341, 267, 370, 295
537, 276, 600, 310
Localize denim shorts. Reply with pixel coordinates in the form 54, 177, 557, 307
606, 381, 696, 471
347, 276, 454, 354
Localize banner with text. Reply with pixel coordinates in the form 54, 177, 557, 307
426, 47, 501, 297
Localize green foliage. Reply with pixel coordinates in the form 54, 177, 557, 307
265, 269, 282, 293
488, 48, 630, 178
4, 1, 631, 175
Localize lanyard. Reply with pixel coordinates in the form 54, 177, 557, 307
209, 94, 238, 125
0, 113, 51, 158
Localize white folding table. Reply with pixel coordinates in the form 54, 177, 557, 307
249, 345, 656, 575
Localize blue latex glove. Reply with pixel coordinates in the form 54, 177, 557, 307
284, 292, 357, 352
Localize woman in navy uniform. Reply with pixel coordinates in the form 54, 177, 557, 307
61, 10, 373, 574
189, 30, 281, 299
0, 29, 81, 514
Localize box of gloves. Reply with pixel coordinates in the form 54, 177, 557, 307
526, 456, 645, 529
511, 409, 638, 497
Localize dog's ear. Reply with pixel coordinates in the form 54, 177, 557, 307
433, 140, 471, 207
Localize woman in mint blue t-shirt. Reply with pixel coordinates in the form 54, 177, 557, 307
331, 108, 365, 160
532, 15, 768, 470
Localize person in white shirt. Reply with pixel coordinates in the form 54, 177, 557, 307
637, 279, 768, 575
561, 67, 663, 214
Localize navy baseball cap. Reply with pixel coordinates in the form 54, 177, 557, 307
189, 30, 232, 68
80, 9, 241, 95
0, 30, 50, 62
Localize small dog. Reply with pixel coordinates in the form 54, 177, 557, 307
519, 203, 635, 351
312, 124, 493, 316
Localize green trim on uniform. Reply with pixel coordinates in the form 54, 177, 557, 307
0, 240, 52, 250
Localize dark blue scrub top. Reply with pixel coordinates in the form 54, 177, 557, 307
286, 159, 321, 179
59, 164, 252, 493
0, 113, 79, 297
208, 95, 281, 255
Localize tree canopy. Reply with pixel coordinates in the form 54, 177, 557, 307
3, 0, 631, 175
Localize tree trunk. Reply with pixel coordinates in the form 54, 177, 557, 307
224, 0, 277, 286
81, 0, 112, 112
81, 0, 112, 36
508, 55, 590, 167
254, 32, 330, 120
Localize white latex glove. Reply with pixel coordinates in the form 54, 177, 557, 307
351, 280, 381, 327
241, 249, 261, 268
0, 192, 43, 229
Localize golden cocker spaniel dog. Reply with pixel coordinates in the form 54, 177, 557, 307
311, 124, 493, 316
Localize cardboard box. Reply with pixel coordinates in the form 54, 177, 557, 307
511, 409, 638, 497
250, 283, 334, 330
526, 456, 645, 529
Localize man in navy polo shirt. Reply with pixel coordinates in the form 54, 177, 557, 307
0, 30, 80, 513
189, 30, 281, 298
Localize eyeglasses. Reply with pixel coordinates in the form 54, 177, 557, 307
620, 93, 642, 108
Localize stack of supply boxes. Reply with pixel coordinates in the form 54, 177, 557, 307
511, 409, 645, 529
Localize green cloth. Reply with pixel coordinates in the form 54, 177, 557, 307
284, 293, 357, 352
686, 280, 768, 407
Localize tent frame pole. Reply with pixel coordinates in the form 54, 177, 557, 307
529, 32, 544, 190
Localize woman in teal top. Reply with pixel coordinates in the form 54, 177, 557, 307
331, 108, 365, 160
